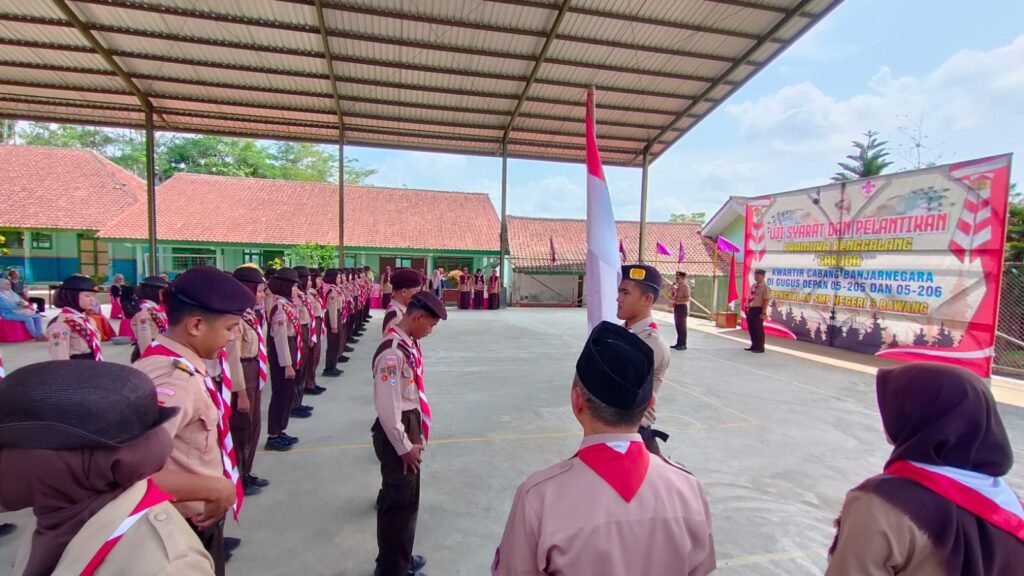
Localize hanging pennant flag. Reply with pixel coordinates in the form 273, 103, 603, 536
678, 241, 687, 263
550, 236, 557, 264
727, 253, 739, 306
618, 239, 627, 262
656, 242, 672, 257
585, 87, 620, 331
717, 235, 741, 254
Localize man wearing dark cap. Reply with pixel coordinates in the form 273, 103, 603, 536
618, 264, 672, 455
0, 361, 215, 575
492, 322, 715, 576
382, 268, 424, 336
371, 291, 447, 576
746, 269, 771, 354
132, 266, 256, 575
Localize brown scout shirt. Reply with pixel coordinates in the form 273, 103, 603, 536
46, 311, 93, 359
673, 282, 691, 305
130, 302, 162, 352
203, 329, 245, 394
22, 480, 215, 576
748, 281, 771, 308
133, 335, 224, 520
326, 286, 341, 329
626, 316, 670, 428
372, 326, 420, 455
269, 295, 298, 368
826, 489, 946, 575
382, 301, 407, 336
493, 433, 716, 576
239, 311, 260, 360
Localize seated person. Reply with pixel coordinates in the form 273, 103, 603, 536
85, 289, 116, 341
7, 270, 45, 313
0, 279, 46, 340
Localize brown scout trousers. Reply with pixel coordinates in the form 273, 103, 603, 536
230, 358, 262, 478
293, 325, 310, 408
267, 334, 298, 436
191, 518, 226, 576
306, 320, 321, 390
372, 410, 422, 576
324, 314, 341, 371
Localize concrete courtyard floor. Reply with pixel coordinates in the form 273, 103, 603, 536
2, 307, 1024, 575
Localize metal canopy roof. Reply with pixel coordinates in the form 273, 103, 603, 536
0, 0, 842, 167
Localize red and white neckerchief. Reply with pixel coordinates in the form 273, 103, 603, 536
61, 308, 103, 361
273, 297, 303, 368
141, 342, 243, 520
296, 293, 316, 344
141, 300, 168, 334
624, 320, 659, 334
386, 327, 432, 441
0, 352, 5, 380
576, 439, 651, 502
217, 347, 233, 397
886, 460, 1024, 540
79, 478, 173, 576
243, 309, 268, 391
310, 288, 326, 341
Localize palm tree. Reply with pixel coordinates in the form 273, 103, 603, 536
831, 130, 894, 182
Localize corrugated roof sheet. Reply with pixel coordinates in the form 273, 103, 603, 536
0, 0, 843, 166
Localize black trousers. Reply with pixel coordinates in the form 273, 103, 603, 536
458, 291, 470, 309
231, 358, 262, 479
372, 411, 422, 576
325, 316, 341, 371
293, 326, 310, 408
190, 518, 226, 576
28, 296, 45, 313
305, 324, 320, 390
673, 304, 688, 348
746, 306, 765, 351
489, 292, 500, 310
267, 334, 297, 436
382, 293, 392, 310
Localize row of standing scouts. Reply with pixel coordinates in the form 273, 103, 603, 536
1, 262, 1021, 575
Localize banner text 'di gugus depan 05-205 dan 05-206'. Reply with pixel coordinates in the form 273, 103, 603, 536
742, 154, 1013, 377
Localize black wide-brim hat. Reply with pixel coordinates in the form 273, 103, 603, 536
275, 267, 300, 284
60, 274, 101, 293
0, 361, 179, 450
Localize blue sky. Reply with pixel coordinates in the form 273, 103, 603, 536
350, 0, 1024, 222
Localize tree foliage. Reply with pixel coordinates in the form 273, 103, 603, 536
7, 121, 376, 185
831, 130, 894, 182
1007, 184, 1024, 263
285, 242, 339, 269
668, 212, 706, 224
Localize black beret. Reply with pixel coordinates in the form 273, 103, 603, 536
232, 266, 265, 285
363, 266, 370, 271
0, 361, 179, 449
60, 274, 100, 292
575, 321, 654, 411
170, 266, 255, 315
140, 275, 169, 289
264, 266, 278, 278
294, 266, 310, 278
408, 291, 447, 320
621, 264, 663, 293
754, 269, 767, 275
310, 267, 322, 277
391, 268, 423, 291
275, 267, 300, 284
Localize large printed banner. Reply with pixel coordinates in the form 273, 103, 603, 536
742, 154, 1013, 377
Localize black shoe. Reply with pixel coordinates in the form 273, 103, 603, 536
0, 523, 16, 538
339, 356, 351, 363
280, 432, 300, 445
264, 436, 292, 451
245, 474, 270, 488
225, 551, 234, 563
299, 404, 314, 411
744, 347, 754, 351
313, 385, 327, 393
306, 386, 325, 395
290, 407, 312, 419
322, 368, 342, 377
752, 349, 765, 354
243, 483, 262, 496
410, 555, 427, 572
349, 338, 360, 344
224, 537, 241, 553
344, 345, 355, 352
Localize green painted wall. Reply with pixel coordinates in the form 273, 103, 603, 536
722, 216, 747, 263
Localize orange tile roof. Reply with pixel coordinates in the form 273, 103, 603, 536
0, 145, 146, 231
100, 173, 500, 252
508, 216, 727, 277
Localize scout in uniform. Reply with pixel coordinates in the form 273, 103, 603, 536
0, 361, 215, 576
292, 267, 315, 419
264, 268, 303, 452
381, 266, 393, 311
492, 322, 716, 576
488, 268, 500, 310
132, 266, 256, 576
381, 268, 424, 336
231, 265, 271, 493
364, 266, 375, 320
371, 291, 447, 576
46, 274, 104, 361
671, 271, 691, 350
305, 267, 326, 396
130, 275, 170, 362
473, 269, 485, 310
458, 267, 471, 310
618, 264, 672, 455
322, 268, 345, 377
746, 269, 770, 353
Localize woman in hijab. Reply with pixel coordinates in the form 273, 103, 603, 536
0, 360, 214, 575
827, 362, 1024, 575
0, 279, 46, 341
46, 275, 104, 361
109, 274, 125, 319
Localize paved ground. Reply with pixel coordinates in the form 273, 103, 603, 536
2, 308, 1023, 575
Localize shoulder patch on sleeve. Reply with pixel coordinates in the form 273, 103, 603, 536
172, 358, 196, 376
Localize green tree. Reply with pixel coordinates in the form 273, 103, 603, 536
1006, 184, 1024, 263
270, 142, 336, 182
831, 130, 894, 182
159, 135, 276, 180
285, 242, 338, 268
343, 157, 377, 185
668, 212, 706, 224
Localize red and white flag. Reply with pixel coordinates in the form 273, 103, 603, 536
585, 87, 620, 331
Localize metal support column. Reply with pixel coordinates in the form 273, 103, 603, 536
638, 148, 650, 263
338, 140, 345, 267
499, 144, 509, 299
145, 108, 158, 276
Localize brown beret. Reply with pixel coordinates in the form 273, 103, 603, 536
391, 268, 423, 291
172, 266, 255, 315
408, 291, 447, 320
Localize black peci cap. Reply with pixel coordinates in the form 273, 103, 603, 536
140, 275, 169, 289
169, 266, 255, 315
621, 264, 663, 293
391, 268, 423, 291
294, 266, 310, 278
575, 321, 654, 411
59, 274, 100, 293
408, 291, 447, 320
754, 269, 767, 275
310, 267, 322, 277
0, 361, 179, 449
232, 265, 265, 285
275, 267, 300, 284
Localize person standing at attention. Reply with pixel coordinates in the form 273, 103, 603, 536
382, 268, 424, 336
292, 267, 315, 420
46, 275, 104, 361
231, 265, 272, 496
458, 267, 471, 310
671, 271, 690, 350
381, 266, 393, 311
371, 291, 447, 576
473, 269, 485, 310
131, 266, 255, 576
321, 268, 344, 378
264, 268, 303, 452
109, 273, 125, 319
488, 268, 501, 310
746, 269, 770, 353
618, 265, 671, 456
491, 322, 715, 576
